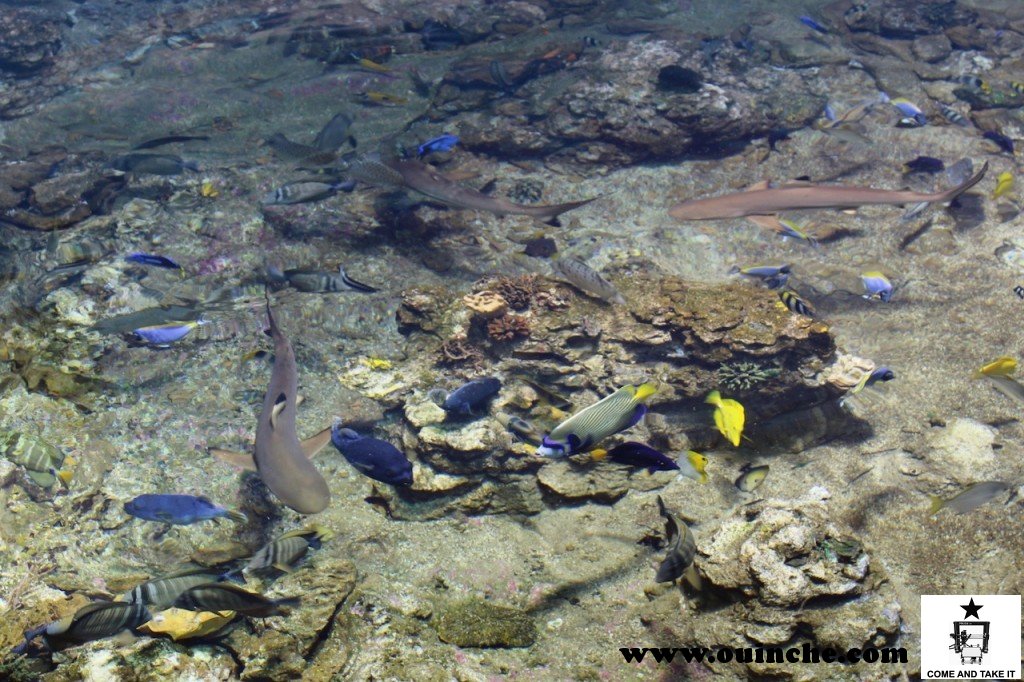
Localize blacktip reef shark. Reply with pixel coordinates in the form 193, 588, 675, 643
210, 304, 331, 514
348, 155, 598, 226
668, 161, 988, 220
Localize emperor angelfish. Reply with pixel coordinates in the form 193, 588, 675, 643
536, 383, 657, 457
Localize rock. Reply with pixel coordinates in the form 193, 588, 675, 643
0, 458, 19, 488
844, 0, 977, 38
404, 398, 447, 427
923, 417, 997, 480
912, 33, 952, 62
0, 8, 63, 76
536, 459, 672, 503
432, 598, 535, 648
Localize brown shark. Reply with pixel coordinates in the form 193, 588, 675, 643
373, 158, 597, 225
253, 305, 330, 514
669, 162, 988, 220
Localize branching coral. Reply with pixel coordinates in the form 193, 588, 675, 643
490, 275, 537, 310
437, 336, 484, 367
716, 361, 781, 391
486, 314, 530, 342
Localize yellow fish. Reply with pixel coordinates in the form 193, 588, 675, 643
705, 390, 744, 447
993, 171, 1014, 200
361, 91, 408, 107
200, 181, 219, 198
973, 356, 1017, 379
589, 448, 608, 461
351, 54, 391, 74
361, 357, 393, 371
677, 450, 708, 483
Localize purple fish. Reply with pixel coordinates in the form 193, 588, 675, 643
330, 426, 413, 486
124, 494, 245, 524
133, 320, 201, 345
799, 16, 829, 34
860, 272, 893, 302
604, 442, 680, 473
126, 253, 182, 269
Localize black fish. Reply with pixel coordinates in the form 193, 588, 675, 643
605, 442, 680, 473
125, 253, 182, 269
174, 582, 299, 618
654, 496, 696, 583
132, 135, 210, 150
442, 377, 501, 417
983, 131, 1014, 155
330, 426, 413, 486
903, 156, 945, 174
421, 19, 463, 50
111, 153, 199, 175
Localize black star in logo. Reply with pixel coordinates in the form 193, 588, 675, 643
961, 598, 983, 619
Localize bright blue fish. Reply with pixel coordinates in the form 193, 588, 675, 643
866, 366, 894, 386
133, 320, 203, 345
330, 425, 413, 486
125, 253, 182, 270
123, 494, 245, 525
417, 134, 460, 157
860, 271, 893, 302
799, 16, 829, 34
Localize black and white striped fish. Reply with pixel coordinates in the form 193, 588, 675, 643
271, 265, 377, 293
779, 289, 814, 317
654, 496, 697, 583
41, 601, 151, 651
174, 582, 299, 618
261, 181, 352, 206
244, 526, 333, 576
122, 568, 223, 610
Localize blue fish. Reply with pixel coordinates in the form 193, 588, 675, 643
603, 442, 679, 473
865, 366, 894, 386
330, 425, 413, 486
799, 16, 829, 34
860, 271, 894, 302
133, 320, 203, 345
983, 131, 1014, 155
442, 377, 501, 417
123, 494, 246, 525
417, 134, 460, 157
733, 264, 791, 290
125, 253, 182, 270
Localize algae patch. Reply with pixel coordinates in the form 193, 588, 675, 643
432, 598, 535, 648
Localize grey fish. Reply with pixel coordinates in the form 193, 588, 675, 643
735, 463, 769, 491
1, 429, 67, 488
655, 496, 696, 583
985, 374, 1024, 408
111, 152, 199, 175
379, 158, 598, 226
929, 481, 1010, 515
245, 526, 332, 576
42, 601, 151, 651
346, 156, 407, 187
174, 582, 299, 617
669, 162, 988, 219
551, 258, 626, 305
255, 304, 331, 514
266, 133, 337, 166
122, 568, 222, 610
132, 135, 210, 150
312, 112, 356, 152
261, 181, 342, 206
272, 265, 377, 293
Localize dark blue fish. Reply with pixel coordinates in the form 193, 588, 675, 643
442, 377, 501, 417
865, 366, 894, 385
125, 253, 182, 270
604, 442, 680, 473
330, 426, 413, 486
799, 16, 829, 34
417, 134, 460, 157
983, 131, 1014, 154
123, 494, 246, 525
903, 156, 945, 174
421, 19, 463, 50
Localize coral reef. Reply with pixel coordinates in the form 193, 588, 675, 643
486, 313, 530, 342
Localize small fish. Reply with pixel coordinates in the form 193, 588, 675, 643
421, 19, 463, 50
538, 383, 658, 457
261, 181, 345, 206
735, 463, 769, 491
955, 75, 990, 93
798, 15, 829, 34
903, 156, 945, 174
1012, 82, 1024, 95
984, 374, 1024, 407
174, 582, 299, 618
1, 430, 69, 488
779, 289, 814, 317
417, 134, 460, 157
974, 357, 1017, 379
983, 131, 1014, 155
123, 493, 246, 525
351, 53, 391, 74
132, 135, 210, 150
938, 104, 969, 127
654, 496, 696, 583
929, 481, 1010, 515
731, 264, 791, 290
38, 601, 151, 652
360, 91, 408, 107
551, 257, 626, 305
604, 442, 679, 473
896, 115, 926, 129
125, 253, 182, 270
133, 320, 204, 345
245, 526, 333, 576
890, 97, 924, 119
200, 181, 218, 197
111, 153, 199, 175
845, 366, 895, 399
497, 413, 543, 445
776, 218, 818, 247
860, 271, 893, 302
993, 171, 1014, 200
122, 568, 224, 610
442, 377, 502, 417
706, 390, 745, 447
330, 425, 414, 486
312, 112, 356, 152
676, 450, 709, 483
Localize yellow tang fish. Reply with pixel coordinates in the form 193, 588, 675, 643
973, 356, 1017, 379
706, 390, 745, 447
993, 171, 1014, 200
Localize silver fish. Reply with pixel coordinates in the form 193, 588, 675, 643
111, 153, 199, 175
655, 496, 696, 583
929, 481, 1010, 515
122, 568, 222, 610
985, 374, 1024, 408
262, 181, 341, 206
551, 258, 626, 305
312, 112, 356, 152
245, 526, 332, 575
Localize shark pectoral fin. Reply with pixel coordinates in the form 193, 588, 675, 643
300, 426, 333, 459
210, 448, 258, 472
295, 394, 305, 408
745, 214, 783, 232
